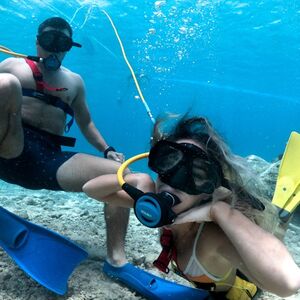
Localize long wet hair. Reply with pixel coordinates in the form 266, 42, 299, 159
151, 115, 285, 238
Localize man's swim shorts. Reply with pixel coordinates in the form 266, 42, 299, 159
0, 124, 77, 190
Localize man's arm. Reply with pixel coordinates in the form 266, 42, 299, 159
71, 75, 124, 161
72, 75, 109, 152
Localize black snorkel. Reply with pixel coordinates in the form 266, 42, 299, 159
117, 153, 181, 228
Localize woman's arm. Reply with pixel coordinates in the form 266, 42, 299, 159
211, 201, 300, 297
174, 187, 300, 297
83, 173, 155, 208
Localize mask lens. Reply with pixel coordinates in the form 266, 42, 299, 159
56, 34, 72, 51
38, 30, 72, 52
149, 141, 183, 174
38, 31, 56, 51
191, 158, 217, 194
192, 158, 209, 185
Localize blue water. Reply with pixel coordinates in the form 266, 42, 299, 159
1, 0, 299, 161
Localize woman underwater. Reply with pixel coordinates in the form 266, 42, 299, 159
83, 116, 300, 299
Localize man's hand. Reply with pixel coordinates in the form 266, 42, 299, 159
106, 150, 125, 163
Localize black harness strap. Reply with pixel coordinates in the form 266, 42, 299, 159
23, 123, 76, 147
22, 88, 74, 132
23, 58, 74, 132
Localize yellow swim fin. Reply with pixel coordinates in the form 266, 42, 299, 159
272, 131, 300, 222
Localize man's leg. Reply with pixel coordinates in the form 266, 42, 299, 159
56, 153, 121, 192
104, 204, 129, 266
0, 74, 24, 158
57, 153, 130, 265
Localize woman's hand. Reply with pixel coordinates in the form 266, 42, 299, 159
173, 186, 232, 224
173, 202, 214, 224
212, 186, 232, 202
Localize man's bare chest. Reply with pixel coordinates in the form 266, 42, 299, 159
15, 65, 76, 106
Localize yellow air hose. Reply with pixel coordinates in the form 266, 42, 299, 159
117, 152, 149, 187
0, 45, 40, 62
0, 46, 27, 58
101, 10, 156, 124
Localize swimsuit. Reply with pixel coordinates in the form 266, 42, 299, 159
0, 59, 77, 190
0, 123, 77, 190
154, 226, 259, 300
183, 223, 233, 284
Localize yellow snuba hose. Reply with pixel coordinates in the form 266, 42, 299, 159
102, 10, 156, 124
117, 152, 149, 187
0, 46, 27, 58
0, 46, 40, 62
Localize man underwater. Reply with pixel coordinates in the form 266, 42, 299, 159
0, 16, 129, 273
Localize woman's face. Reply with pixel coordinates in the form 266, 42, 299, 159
155, 138, 212, 215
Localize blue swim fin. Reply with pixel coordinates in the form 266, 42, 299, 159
0, 206, 88, 295
103, 261, 209, 300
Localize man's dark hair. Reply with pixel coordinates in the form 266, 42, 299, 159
38, 17, 72, 37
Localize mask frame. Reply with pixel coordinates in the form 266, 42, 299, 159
37, 30, 82, 53
148, 140, 222, 195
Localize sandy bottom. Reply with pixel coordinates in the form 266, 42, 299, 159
0, 181, 299, 300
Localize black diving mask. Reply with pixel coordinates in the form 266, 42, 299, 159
37, 30, 82, 53
148, 140, 222, 195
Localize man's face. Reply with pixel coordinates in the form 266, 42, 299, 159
36, 26, 70, 60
